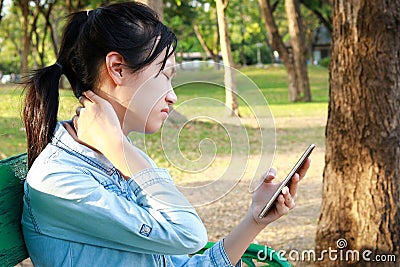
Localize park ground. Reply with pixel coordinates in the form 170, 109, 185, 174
1, 64, 328, 266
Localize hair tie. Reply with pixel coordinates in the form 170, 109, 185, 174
86, 10, 90, 16
55, 62, 63, 73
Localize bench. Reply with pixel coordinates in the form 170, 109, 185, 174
0, 153, 291, 267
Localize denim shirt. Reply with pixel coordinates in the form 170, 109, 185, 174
22, 122, 241, 267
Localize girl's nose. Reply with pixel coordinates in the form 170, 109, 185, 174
165, 89, 177, 105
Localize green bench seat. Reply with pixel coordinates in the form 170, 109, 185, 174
0, 154, 29, 266
0, 153, 291, 267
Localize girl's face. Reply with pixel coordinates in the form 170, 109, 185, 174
115, 52, 177, 135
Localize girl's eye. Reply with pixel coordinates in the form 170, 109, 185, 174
162, 72, 170, 80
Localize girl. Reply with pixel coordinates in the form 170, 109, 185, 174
21, 2, 310, 266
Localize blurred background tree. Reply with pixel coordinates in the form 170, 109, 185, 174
0, 0, 330, 101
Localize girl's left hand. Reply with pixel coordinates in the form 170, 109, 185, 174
250, 158, 311, 226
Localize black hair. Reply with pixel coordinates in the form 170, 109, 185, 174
23, 2, 177, 168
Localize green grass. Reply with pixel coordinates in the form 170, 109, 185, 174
0, 65, 328, 160
0, 86, 78, 158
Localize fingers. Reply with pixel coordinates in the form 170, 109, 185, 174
82, 90, 103, 103
78, 90, 100, 107
288, 173, 300, 199
76, 106, 82, 116
297, 157, 311, 179
275, 195, 290, 215
275, 186, 295, 215
282, 186, 296, 209
63, 121, 79, 140
76, 90, 97, 126
72, 115, 79, 132
287, 157, 311, 197
78, 95, 92, 106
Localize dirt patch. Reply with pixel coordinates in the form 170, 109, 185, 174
185, 116, 326, 266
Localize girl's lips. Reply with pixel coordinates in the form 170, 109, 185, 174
161, 108, 169, 114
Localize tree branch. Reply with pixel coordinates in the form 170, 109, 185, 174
40, 0, 58, 57
258, 0, 289, 64
193, 25, 218, 60
223, 0, 229, 10
0, 0, 4, 22
300, 0, 332, 33
271, 0, 280, 13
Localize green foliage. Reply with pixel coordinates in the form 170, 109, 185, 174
0, 0, 331, 72
164, 2, 201, 53
320, 57, 330, 68
227, 0, 272, 65
301, 0, 332, 32
0, 6, 23, 74
163, 0, 279, 65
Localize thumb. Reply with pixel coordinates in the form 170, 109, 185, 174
262, 168, 276, 183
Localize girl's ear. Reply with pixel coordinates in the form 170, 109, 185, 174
105, 52, 125, 85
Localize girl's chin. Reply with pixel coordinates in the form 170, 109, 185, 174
122, 122, 160, 134
144, 125, 162, 134
132, 125, 162, 134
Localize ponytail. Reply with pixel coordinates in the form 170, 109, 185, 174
23, 2, 177, 168
23, 11, 88, 168
23, 63, 63, 168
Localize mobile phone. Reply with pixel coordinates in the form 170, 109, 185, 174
258, 144, 315, 219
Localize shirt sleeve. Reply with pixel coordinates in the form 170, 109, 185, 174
24, 163, 208, 255
170, 240, 242, 267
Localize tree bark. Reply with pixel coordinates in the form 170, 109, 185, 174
285, 0, 311, 101
20, 0, 30, 75
18, 0, 40, 74
315, 0, 400, 266
215, 0, 239, 116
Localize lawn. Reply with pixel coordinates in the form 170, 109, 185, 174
0, 64, 328, 159
2, 64, 328, 266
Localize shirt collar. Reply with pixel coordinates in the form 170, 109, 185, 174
51, 121, 115, 173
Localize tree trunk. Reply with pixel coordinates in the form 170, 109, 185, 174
0, 0, 4, 23
286, 63, 298, 102
215, 0, 239, 117
285, 0, 311, 102
315, 0, 400, 266
20, 0, 30, 75
40, 1, 57, 57
258, 0, 300, 102
239, 27, 247, 66
137, 0, 163, 22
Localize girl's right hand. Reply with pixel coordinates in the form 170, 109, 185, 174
250, 158, 311, 226
72, 90, 124, 156
67, 90, 152, 178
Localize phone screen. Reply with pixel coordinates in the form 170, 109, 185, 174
258, 144, 315, 219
